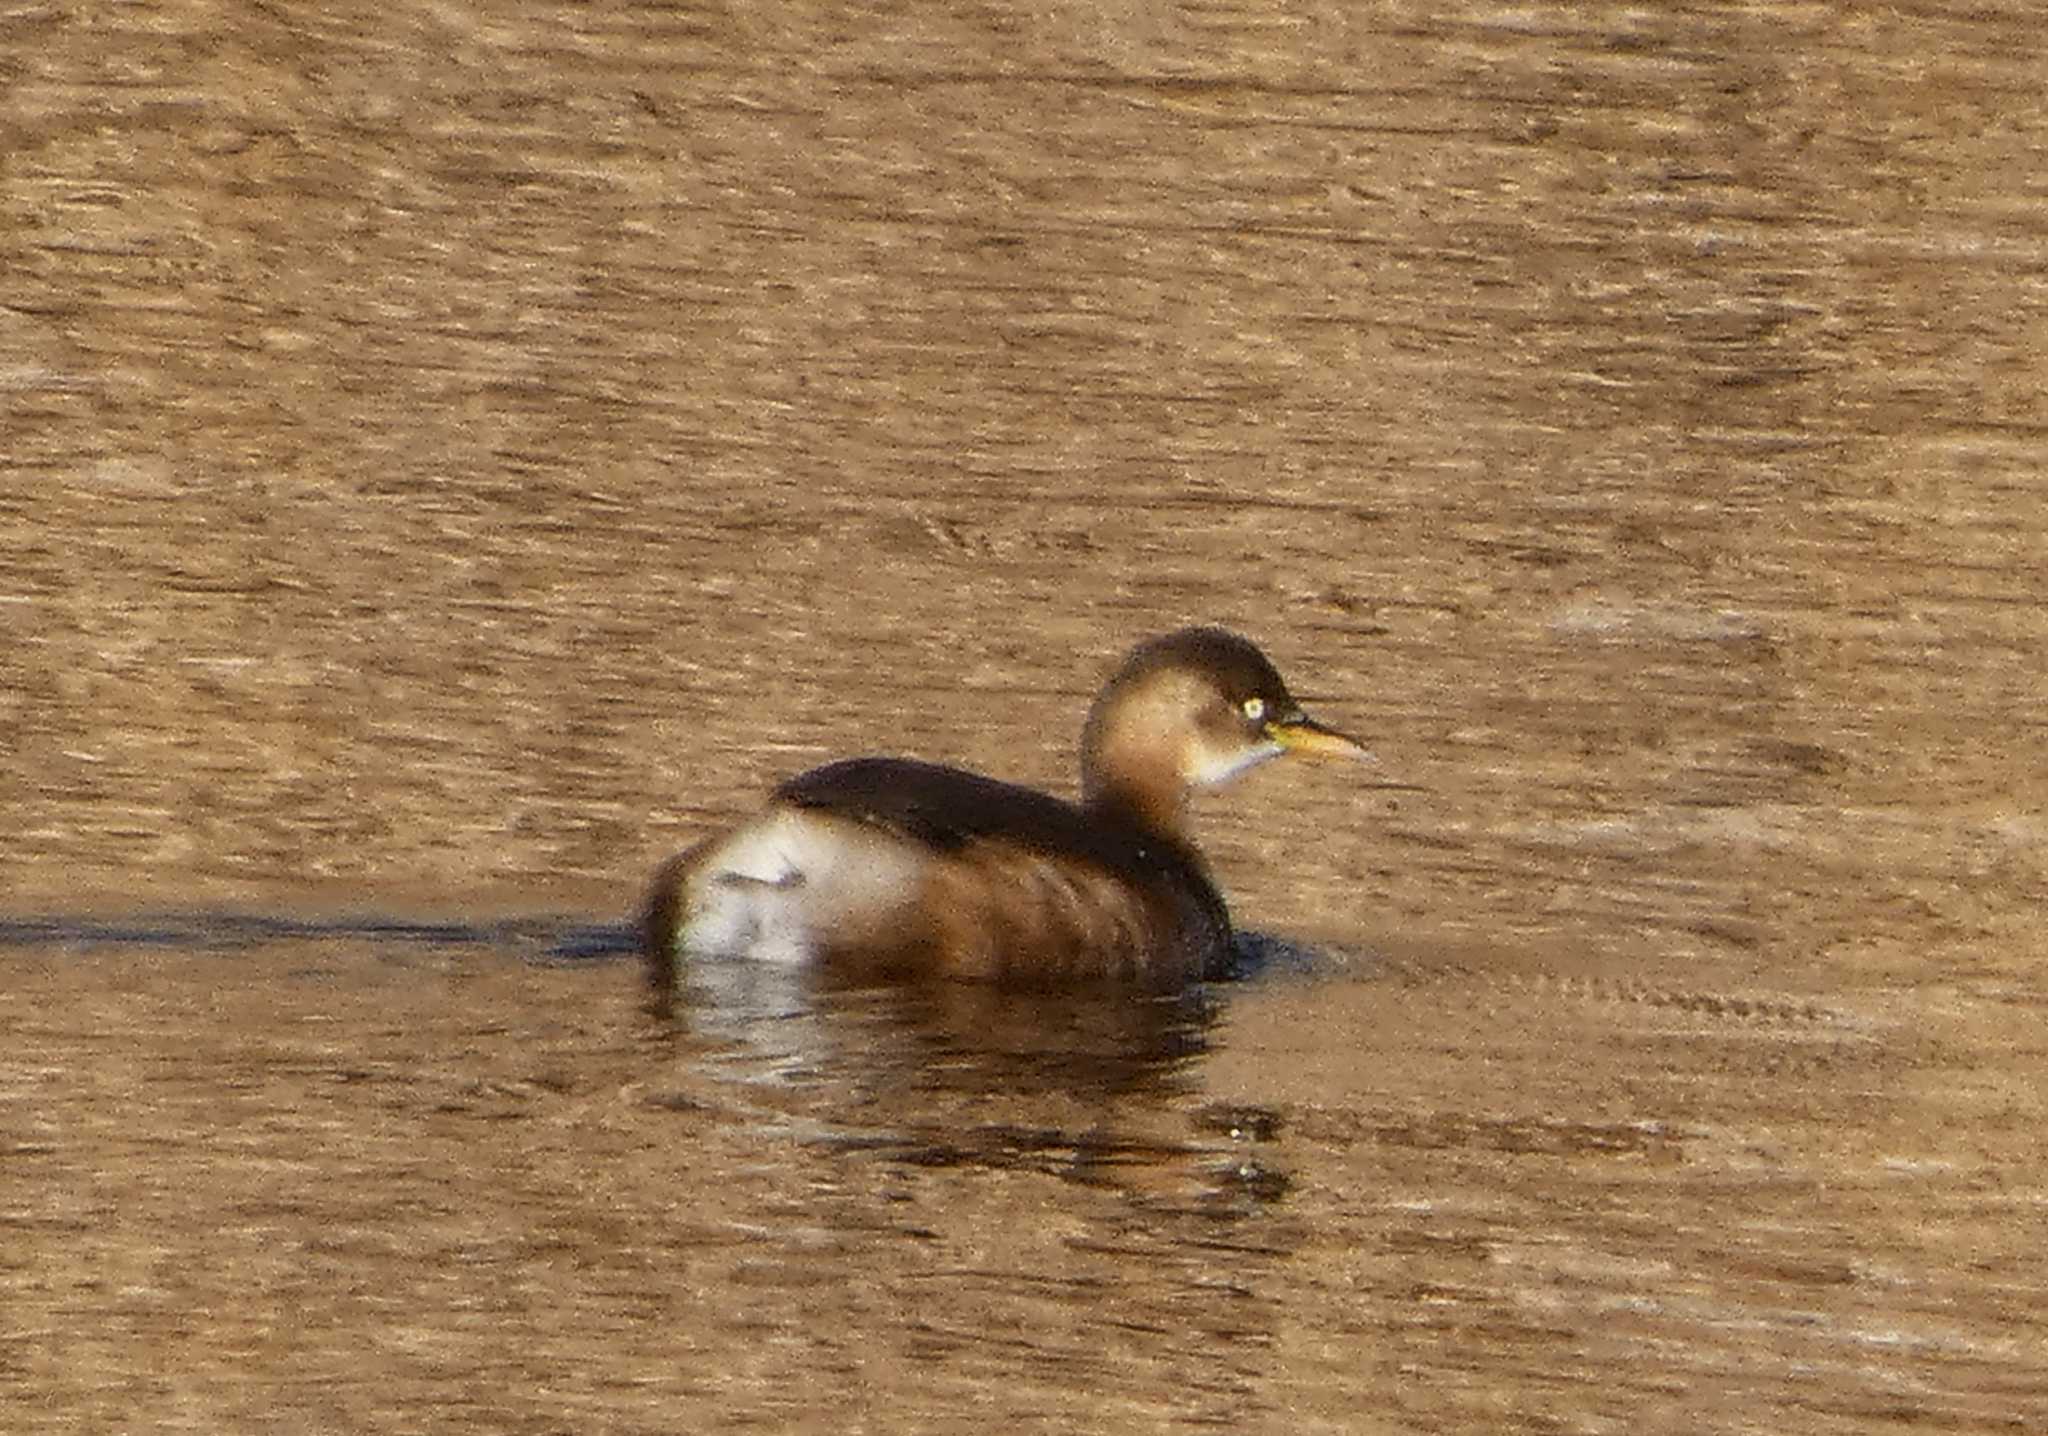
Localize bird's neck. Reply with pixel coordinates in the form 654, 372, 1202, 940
1080, 738, 1188, 840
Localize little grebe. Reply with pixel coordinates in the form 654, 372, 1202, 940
641, 626, 1368, 992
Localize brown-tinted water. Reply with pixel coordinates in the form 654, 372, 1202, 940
5, 0, 2047, 1430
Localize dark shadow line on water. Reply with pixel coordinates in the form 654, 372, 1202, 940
0, 911, 639, 963
0, 912, 1360, 979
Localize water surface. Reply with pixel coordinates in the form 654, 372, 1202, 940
6, 0, 2047, 1429
6, 919, 2043, 1431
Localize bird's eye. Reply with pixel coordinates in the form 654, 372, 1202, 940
1241, 697, 1267, 722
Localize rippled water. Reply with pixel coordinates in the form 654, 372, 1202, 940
7, 0, 2048, 1429
6, 915, 2042, 1431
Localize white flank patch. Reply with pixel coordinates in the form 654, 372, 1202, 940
679, 808, 927, 964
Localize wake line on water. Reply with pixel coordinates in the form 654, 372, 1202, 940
0, 913, 1355, 980
0, 911, 637, 962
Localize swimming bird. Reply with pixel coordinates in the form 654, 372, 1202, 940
641, 626, 1368, 994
